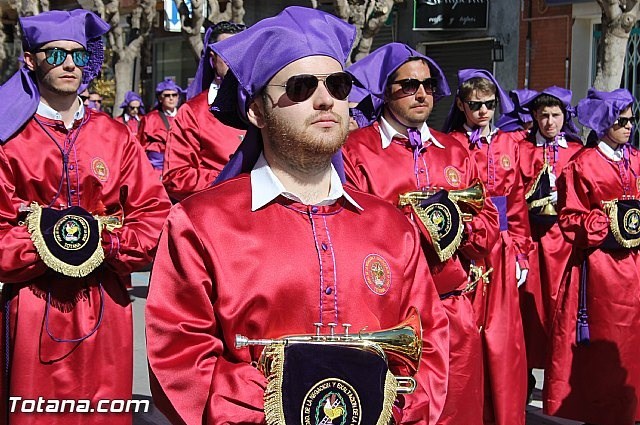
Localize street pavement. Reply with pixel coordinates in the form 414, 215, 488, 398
130, 272, 581, 425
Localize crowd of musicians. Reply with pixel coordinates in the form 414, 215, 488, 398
0, 5, 638, 425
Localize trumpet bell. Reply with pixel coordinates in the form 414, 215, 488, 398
448, 178, 485, 215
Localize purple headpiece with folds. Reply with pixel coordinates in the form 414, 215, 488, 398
156, 78, 185, 95
577, 87, 635, 139
495, 89, 538, 131
0, 10, 110, 143
212, 6, 356, 184
119, 91, 146, 115
522, 86, 579, 135
442, 68, 514, 133
346, 42, 450, 124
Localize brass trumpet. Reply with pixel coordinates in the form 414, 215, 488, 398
398, 179, 485, 221
235, 307, 423, 394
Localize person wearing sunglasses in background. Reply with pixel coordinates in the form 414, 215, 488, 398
444, 69, 533, 425
0, 10, 171, 424
342, 43, 499, 425
162, 21, 246, 202
545, 88, 640, 425
87, 89, 102, 111
146, 8, 449, 425
138, 78, 184, 181
515, 87, 584, 402
117, 90, 145, 136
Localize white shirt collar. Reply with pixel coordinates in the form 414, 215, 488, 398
378, 116, 444, 149
208, 82, 219, 106
163, 108, 178, 117
123, 113, 140, 122
535, 130, 568, 148
597, 140, 624, 162
36, 98, 85, 128
250, 153, 363, 212
463, 123, 498, 143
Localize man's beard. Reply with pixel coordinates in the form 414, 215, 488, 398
35, 65, 81, 96
264, 109, 348, 174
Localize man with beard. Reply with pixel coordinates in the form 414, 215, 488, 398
343, 44, 499, 425
146, 7, 449, 425
0, 9, 171, 425
163, 22, 246, 201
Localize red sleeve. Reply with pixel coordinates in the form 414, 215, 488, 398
146, 205, 267, 425
102, 133, 171, 273
163, 105, 218, 201
401, 224, 450, 425
459, 156, 500, 260
342, 145, 371, 192
557, 159, 609, 248
0, 148, 47, 283
507, 141, 533, 263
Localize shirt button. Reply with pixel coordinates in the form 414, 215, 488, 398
311, 206, 319, 214
70, 189, 76, 194
419, 168, 425, 174
321, 242, 328, 251
325, 287, 333, 295
69, 165, 75, 170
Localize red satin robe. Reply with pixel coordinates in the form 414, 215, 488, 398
449, 128, 531, 425
343, 122, 500, 425
545, 145, 640, 425
138, 109, 176, 179
162, 91, 245, 201
517, 131, 583, 368
118, 115, 141, 137
146, 174, 450, 425
0, 109, 171, 425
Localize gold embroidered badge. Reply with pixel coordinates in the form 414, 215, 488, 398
91, 157, 109, 182
444, 166, 461, 187
363, 254, 391, 295
500, 154, 511, 170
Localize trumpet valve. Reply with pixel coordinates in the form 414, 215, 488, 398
313, 322, 323, 338
342, 323, 351, 337
327, 322, 337, 339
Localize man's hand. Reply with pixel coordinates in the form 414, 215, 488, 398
516, 261, 528, 287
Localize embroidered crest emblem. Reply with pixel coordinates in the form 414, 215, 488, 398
91, 157, 109, 182
444, 166, 461, 187
623, 208, 640, 235
301, 378, 362, 425
53, 215, 91, 251
425, 203, 453, 237
500, 154, 512, 170
363, 254, 391, 295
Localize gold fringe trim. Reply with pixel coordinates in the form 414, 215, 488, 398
409, 200, 464, 262
376, 370, 398, 425
25, 202, 105, 278
604, 200, 640, 248
528, 195, 554, 209
525, 162, 550, 200
263, 345, 286, 425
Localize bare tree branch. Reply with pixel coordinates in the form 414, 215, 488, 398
310, 0, 319, 8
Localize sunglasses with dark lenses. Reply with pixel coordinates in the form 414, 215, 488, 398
615, 116, 637, 127
465, 99, 497, 111
267, 72, 353, 103
390, 78, 438, 95
162, 93, 179, 99
37, 47, 90, 67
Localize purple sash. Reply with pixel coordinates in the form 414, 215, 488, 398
491, 195, 508, 231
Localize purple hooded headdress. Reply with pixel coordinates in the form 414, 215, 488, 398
186, 22, 246, 100
577, 87, 635, 139
345, 42, 450, 126
522, 86, 579, 136
211, 6, 356, 184
442, 68, 514, 134
495, 89, 538, 132
0, 10, 110, 143
119, 91, 146, 115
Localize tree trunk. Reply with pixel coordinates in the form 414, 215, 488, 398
593, 0, 639, 91
114, 58, 135, 115
175, 0, 205, 61
353, 0, 395, 62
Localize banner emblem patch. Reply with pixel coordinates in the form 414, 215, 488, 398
301, 378, 362, 425
53, 215, 91, 251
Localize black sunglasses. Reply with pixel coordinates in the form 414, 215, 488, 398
390, 78, 437, 95
465, 99, 497, 111
162, 93, 179, 99
614, 116, 637, 127
267, 72, 352, 103
37, 47, 90, 67
128, 105, 140, 110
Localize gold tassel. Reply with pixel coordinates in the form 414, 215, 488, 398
410, 200, 464, 262
25, 202, 105, 278
263, 345, 286, 425
376, 370, 398, 425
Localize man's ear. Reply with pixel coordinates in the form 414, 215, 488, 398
247, 96, 266, 129
455, 97, 465, 112
23, 52, 37, 72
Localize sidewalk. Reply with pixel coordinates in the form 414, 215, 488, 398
130, 272, 581, 425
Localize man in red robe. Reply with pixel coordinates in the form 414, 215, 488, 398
443, 69, 532, 425
546, 88, 640, 425
117, 90, 145, 136
0, 10, 171, 425
343, 43, 499, 425
163, 22, 246, 201
516, 87, 583, 387
138, 78, 183, 179
146, 7, 449, 425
